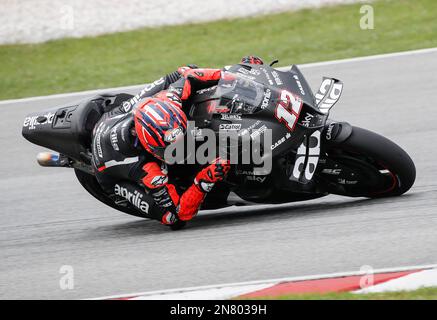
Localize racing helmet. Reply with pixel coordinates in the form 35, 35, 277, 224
241, 55, 264, 65
134, 98, 187, 161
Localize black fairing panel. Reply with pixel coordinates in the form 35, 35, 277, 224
21, 93, 133, 163
22, 100, 100, 163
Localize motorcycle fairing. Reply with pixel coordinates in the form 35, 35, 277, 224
315, 77, 344, 114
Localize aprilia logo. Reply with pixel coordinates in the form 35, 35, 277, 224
114, 184, 150, 214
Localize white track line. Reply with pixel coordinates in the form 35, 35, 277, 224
1, 47, 436, 106
90, 263, 437, 300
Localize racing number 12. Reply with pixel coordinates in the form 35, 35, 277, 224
275, 90, 303, 131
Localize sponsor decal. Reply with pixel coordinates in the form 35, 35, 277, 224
322, 168, 342, 175
260, 88, 271, 110
246, 175, 267, 183
236, 170, 255, 176
250, 125, 267, 140
219, 123, 242, 131
239, 120, 261, 137
94, 122, 106, 158
110, 127, 119, 151
96, 135, 103, 158
236, 169, 271, 177
326, 122, 336, 141
271, 132, 292, 150
338, 179, 358, 185
293, 74, 306, 96
196, 86, 217, 95
271, 71, 283, 86
122, 99, 138, 113
151, 175, 168, 187
292, 130, 321, 182
237, 73, 256, 81
301, 112, 315, 128
114, 184, 150, 214
237, 67, 261, 76
122, 77, 165, 112
164, 127, 183, 143
23, 112, 55, 130
221, 114, 242, 121
260, 68, 274, 85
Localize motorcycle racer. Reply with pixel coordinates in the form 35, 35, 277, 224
90, 56, 263, 228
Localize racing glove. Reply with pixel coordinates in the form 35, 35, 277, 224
176, 67, 222, 100
194, 158, 231, 193
141, 162, 181, 225
176, 158, 230, 221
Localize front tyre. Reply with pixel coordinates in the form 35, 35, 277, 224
320, 126, 416, 198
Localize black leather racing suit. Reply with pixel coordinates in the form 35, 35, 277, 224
90, 70, 183, 221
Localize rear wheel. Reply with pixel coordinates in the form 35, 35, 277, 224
318, 126, 416, 198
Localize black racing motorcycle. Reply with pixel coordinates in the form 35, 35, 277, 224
22, 63, 416, 221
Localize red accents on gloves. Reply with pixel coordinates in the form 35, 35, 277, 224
176, 158, 230, 221
178, 67, 222, 82
194, 158, 230, 193
142, 162, 168, 189
177, 67, 222, 100
177, 183, 206, 221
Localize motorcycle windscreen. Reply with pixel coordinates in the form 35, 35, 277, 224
214, 72, 266, 114
189, 73, 266, 125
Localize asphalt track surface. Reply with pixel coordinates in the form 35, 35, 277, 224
1, 49, 436, 299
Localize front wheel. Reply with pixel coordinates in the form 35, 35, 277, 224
318, 126, 416, 198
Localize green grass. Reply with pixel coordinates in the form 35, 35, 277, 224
1, 0, 436, 100
241, 287, 437, 300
